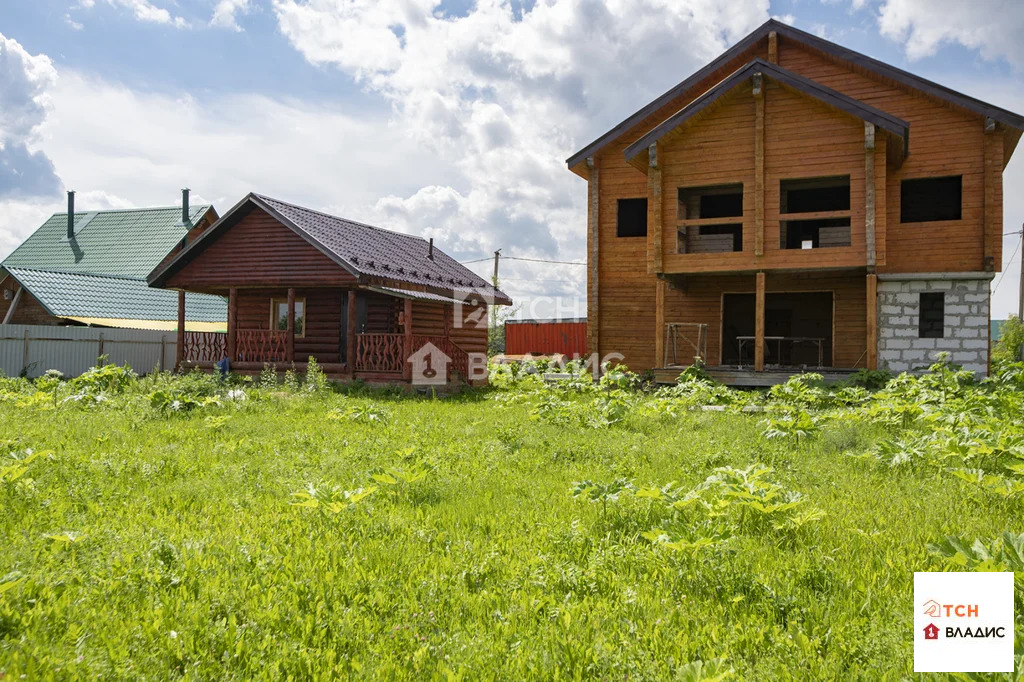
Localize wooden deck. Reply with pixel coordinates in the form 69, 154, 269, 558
654, 365, 858, 387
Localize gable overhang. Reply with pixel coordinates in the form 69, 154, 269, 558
624, 59, 909, 171
147, 192, 362, 288
567, 18, 1024, 174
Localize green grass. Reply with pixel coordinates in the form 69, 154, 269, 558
0, 364, 1022, 679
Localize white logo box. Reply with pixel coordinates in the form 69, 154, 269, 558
914, 571, 1014, 673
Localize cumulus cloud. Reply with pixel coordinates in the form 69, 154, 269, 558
211, 0, 253, 31
273, 0, 770, 309
877, 0, 1024, 63
77, 0, 188, 28
0, 32, 62, 201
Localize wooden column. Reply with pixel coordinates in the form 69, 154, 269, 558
648, 143, 663, 274
176, 290, 185, 371
875, 133, 887, 266
586, 157, 599, 356
286, 287, 295, 364
754, 272, 766, 372
866, 274, 878, 370
767, 30, 778, 63
655, 278, 666, 367
403, 297, 413, 382
753, 72, 765, 258
864, 123, 877, 269
982, 118, 1002, 272
2, 285, 22, 324
346, 289, 357, 376
227, 288, 237, 362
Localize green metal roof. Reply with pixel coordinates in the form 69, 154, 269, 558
1, 205, 212, 279
5, 267, 226, 323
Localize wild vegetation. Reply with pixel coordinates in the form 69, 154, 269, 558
1, 355, 1022, 679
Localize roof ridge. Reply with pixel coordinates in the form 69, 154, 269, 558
255, 193, 427, 243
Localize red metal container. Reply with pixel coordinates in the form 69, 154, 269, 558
504, 318, 587, 357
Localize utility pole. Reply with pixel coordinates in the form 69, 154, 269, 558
1019, 223, 1023, 322
491, 249, 501, 333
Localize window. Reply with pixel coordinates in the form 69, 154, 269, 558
676, 184, 744, 253
678, 184, 743, 220
616, 198, 647, 237
919, 292, 944, 338
780, 176, 850, 214
901, 176, 962, 222
271, 298, 306, 337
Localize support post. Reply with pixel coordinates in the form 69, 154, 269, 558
648, 143, 663, 274
286, 288, 296, 364
403, 297, 413, 382
98, 333, 105, 364
586, 156, 600, 356
768, 30, 778, 63
655, 279, 666, 367
866, 273, 878, 370
227, 288, 237, 362
865, 123, 876, 268
753, 72, 765, 258
176, 290, 185, 371
347, 290, 357, 376
982, 118, 1002, 272
2, 285, 22, 324
754, 272, 765, 372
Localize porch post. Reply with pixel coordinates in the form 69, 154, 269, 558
286, 287, 295, 364
227, 288, 237, 362
754, 272, 765, 372
176, 290, 185, 371
655, 278, 666, 366
866, 274, 878, 370
347, 289, 357, 376
403, 297, 413, 382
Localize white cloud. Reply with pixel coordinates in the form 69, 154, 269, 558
877, 0, 1024, 63
77, 0, 188, 28
211, 0, 252, 31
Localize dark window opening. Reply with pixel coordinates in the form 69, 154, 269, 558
616, 198, 648, 237
678, 223, 742, 253
901, 176, 962, 222
722, 292, 833, 367
780, 176, 850, 214
919, 292, 944, 338
780, 218, 851, 249
679, 184, 744, 219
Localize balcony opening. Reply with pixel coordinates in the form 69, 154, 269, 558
780, 176, 850, 214
677, 183, 743, 254
780, 218, 852, 249
900, 176, 962, 222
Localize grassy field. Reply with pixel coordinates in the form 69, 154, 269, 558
1, 361, 1023, 679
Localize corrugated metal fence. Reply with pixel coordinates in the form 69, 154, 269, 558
504, 318, 588, 357
0, 324, 175, 378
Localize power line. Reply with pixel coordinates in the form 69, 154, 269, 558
459, 253, 584, 265
993, 233, 1022, 294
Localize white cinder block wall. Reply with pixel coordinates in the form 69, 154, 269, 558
876, 274, 992, 376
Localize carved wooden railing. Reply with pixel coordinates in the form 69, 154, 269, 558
411, 335, 470, 381
355, 333, 405, 374
236, 329, 287, 364
182, 331, 227, 363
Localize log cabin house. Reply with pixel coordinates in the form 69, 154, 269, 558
567, 19, 1024, 385
148, 193, 511, 385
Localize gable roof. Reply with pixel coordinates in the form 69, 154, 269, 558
566, 18, 1024, 171
5, 267, 226, 330
623, 58, 910, 164
150, 193, 512, 305
1, 204, 215, 280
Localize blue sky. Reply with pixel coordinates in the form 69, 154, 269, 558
1, 0, 1023, 319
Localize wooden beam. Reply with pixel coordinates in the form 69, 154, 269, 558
864, 122, 876, 269
586, 156, 600, 356
753, 73, 765, 258
176, 290, 185, 371
648, 143, 663, 274
346, 289, 357, 376
866, 273, 878, 370
2, 285, 22, 324
403, 297, 413, 382
655, 278, 666, 367
875, 133, 887, 266
767, 30, 778, 63
286, 287, 296, 364
754, 272, 765, 372
227, 287, 237, 362
983, 119, 1002, 272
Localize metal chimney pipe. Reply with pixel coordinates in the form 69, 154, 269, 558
428, 237, 434, 260
67, 190, 75, 240
181, 188, 190, 225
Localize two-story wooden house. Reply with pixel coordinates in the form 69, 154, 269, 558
567, 20, 1023, 383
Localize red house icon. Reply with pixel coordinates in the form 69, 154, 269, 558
923, 623, 940, 640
